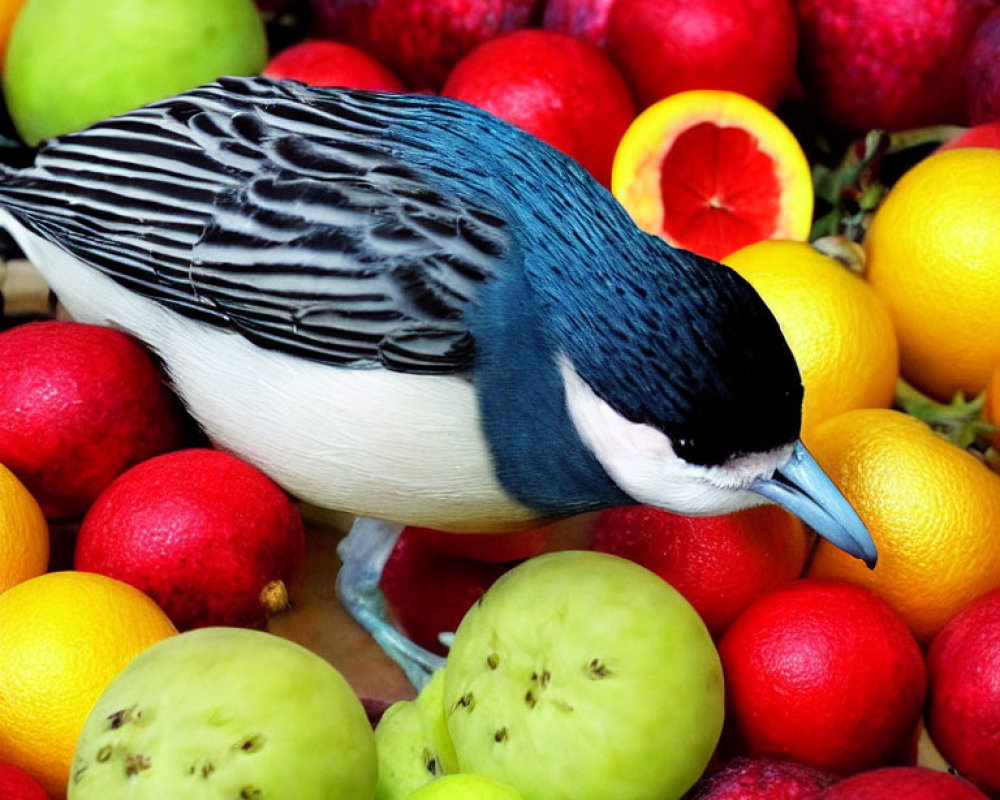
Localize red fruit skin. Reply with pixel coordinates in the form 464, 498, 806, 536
796, 0, 996, 133
605, 0, 797, 109
307, 0, 539, 91
410, 525, 548, 564
541, 0, 616, 47
590, 505, 808, 638
75, 448, 306, 631
938, 120, 1000, 149
263, 40, 405, 90
717, 579, 926, 776
815, 766, 990, 800
966, 7, 1000, 124
0, 321, 186, 520
926, 588, 1000, 797
685, 756, 839, 800
441, 29, 635, 187
0, 762, 49, 800
379, 527, 517, 655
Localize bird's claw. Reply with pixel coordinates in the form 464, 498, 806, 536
335, 516, 446, 690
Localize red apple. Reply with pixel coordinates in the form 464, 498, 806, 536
938, 120, 1000, 150
796, 0, 995, 133
75, 448, 306, 631
604, 0, 797, 109
441, 29, 635, 187
0, 321, 187, 519
966, 6, 1000, 125
686, 756, 839, 799
263, 39, 404, 90
306, 0, 538, 90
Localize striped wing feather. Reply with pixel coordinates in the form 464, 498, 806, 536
1, 77, 514, 373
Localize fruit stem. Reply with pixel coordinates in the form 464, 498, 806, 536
894, 377, 998, 457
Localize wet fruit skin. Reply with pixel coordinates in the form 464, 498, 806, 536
965, 6, 1000, 125
605, 0, 797, 109
306, 0, 538, 91
75, 448, 306, 631
0, 321, 186, 520
441, 29, 635, 188
926, 588, 1000, 798
795, 0, 996, 133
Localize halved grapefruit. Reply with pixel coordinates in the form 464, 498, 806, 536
611, 89, 813, 261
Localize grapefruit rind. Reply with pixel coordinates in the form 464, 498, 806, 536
611, 90, 813, 258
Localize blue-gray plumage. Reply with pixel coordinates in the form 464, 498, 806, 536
0, 76, 876, 578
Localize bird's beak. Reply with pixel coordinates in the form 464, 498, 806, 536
750, 440, 877, 568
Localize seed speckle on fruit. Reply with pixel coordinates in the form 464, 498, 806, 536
96, 745, 113, 763
486, 652, 500, 669
237, 734, 266, 753
455, 691, 475, 712
524, 689, 537, 708
587, 658, 611, 678
124, 753, 151, 777
240, 786, 263, 799
107, 706, 138, 729
494, 727, 509, 743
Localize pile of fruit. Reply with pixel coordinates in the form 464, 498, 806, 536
2, 0, 1000, 798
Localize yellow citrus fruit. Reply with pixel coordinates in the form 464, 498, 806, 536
806, 408, 1000, 645
722, 239, 899, 440
0, 571, 176, 798
612, 89, 813, 261
863, 147, 1000, 401
0, 462, 48, 594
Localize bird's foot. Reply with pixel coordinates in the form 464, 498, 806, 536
335, 516, 446, 690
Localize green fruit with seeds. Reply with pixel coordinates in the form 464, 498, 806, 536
443, 550, 723, 800
375, 668, 458, 799
67, 627, 377, 800
403, 773, 527, 799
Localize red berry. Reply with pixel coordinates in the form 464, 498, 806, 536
0, 762, 48, 800
605, 0, 797, 109
686, 756, 839, 800
263, 40, 404, 91
379, 526, 518, 655
75, 448, 305, 631
718, 579, 926, 775
965, 6, 1000, 125
0, 321, 186, 519
926, 587, 1000, 797
815, 766, 989, 800
590, 505, 808, 638
796, 0, 994, 133
306, 0, 537, 90
442, 29, 635, 187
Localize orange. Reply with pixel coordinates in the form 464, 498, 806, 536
806, 408, 1000, 644
0, 462, 47, 594
611, 89, 813, 261
718, 579, 925, 774
722, 238, 899, 440
983, 365, 1000, 449
0, 571, 176, 798
863, 147, 1000, 401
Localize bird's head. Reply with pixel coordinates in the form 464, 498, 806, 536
544, 240, 878, 568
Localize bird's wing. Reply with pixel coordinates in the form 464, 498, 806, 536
1, 77, 515, 373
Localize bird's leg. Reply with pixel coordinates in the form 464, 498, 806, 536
335, 516, 446, 690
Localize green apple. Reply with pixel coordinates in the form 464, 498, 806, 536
404, 774, 527, 800
443, 550, 724, 800
375, 668, 459, 799
3, 0, 267, 145
68, 627, 377, 800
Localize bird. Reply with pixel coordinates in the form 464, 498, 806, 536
0, 77, 875, 642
